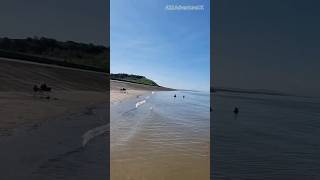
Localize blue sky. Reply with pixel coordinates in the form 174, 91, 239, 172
111, 0, 210, 91
213, 0, 320, 96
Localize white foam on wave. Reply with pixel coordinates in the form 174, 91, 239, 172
135, 100, 146, 108
82, 124, 109, 147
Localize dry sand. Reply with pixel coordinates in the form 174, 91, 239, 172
0, 58, 107, 135
0, 57, 170, 134
110, 79, 172, 103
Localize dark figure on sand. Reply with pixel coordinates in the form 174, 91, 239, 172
120, 88, 127, 93
33, 83, 52, 98
40, 83, 52, 92
33, 85, 39, 93
33, 85, 40, 96
233, 107, 239, 114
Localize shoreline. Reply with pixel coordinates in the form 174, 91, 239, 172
0, 58, 111, 178
0, 58, 172, 133
0, 57, 174, 179
110, 90, 210, 180
110, 79, 174, 104
110, 89, 149, 104
0, 103, 109, 179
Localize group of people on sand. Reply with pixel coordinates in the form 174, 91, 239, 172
33, 83, 52, 99
120, 88, 127, 94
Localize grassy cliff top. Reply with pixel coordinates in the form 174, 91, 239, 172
0, 37, 109, 71
110, 73, 159, 86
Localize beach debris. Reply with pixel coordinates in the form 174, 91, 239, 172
233, 107, 239, 114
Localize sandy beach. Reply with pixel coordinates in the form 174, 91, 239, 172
0, 58, 107, 135
110, 80, 171, 104
0, 91, 106, 135
0, 58, 167, 133
0, 58, 109, 179
0, 57, 166, 179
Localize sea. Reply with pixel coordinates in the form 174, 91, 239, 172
111, 90, 210, 180
213, 92, 320, 180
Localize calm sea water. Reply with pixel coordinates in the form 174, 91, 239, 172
111, 91, 210, 180
213, 92, 320, 180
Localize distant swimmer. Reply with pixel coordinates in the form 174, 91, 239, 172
174, 94, 177, 98
233, 107, 239, 114
183, 95, 185, 99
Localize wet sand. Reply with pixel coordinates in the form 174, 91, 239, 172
0, 91, 107, 136
0, 103, 109, 179
0, 57, 168, 179
0, 58, 110, 179
110, 79, 172, 104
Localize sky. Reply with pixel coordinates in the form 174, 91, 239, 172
0, 0, 109, 46
213, 0, 320, 97
111, 0, 210, 91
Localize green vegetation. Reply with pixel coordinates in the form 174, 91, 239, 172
0, 37, 161, 87
110, 73, 159, 86
0, 37, 109, 72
